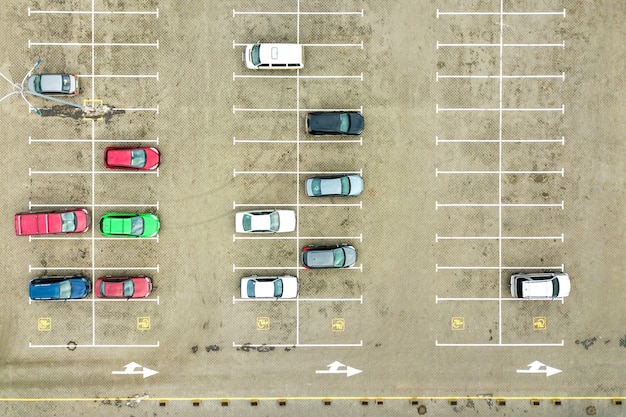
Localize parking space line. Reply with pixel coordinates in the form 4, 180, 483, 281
30, 136, 159, 144
233, 234, 363, 241
436, 9, 566, 18
233, 41, 363, 49
435, 234, 564, 242
30, 202, 159, 208
435, 296, 565, 302
233, 265, 363, 271
29, 169, 158, 175
435, 341, 564, 347
233, 296, 363, 303
436, 136, 564, 144
233, 106, 362, 113
30, 297, 159, 303
28, 8, 159, 17
233, 202, 362, 208
233, 137, 362, 144
232, 342, 363, 348
80, 73, 159, 79
436, 72, 565, 81
233, 10, 363, 17
29, 342, 160, 348
30, 265, 159, 271
435, 169, 564, 176
116, 106, 159, 113
233, 73, 362, 80
436, 202, 564, 208
28, 40, 159, 48
435, 264, 564, 271
234, 169, 362, 176
436, 41, 565, 49
436, 104, 565, 113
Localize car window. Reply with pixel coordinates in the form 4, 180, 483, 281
269, 212, 279, 232
34, 75, 42, 93
274, 279, 283, 297
339, 113, 350, 133
131, 217, 144, 235
242, 214, 252, 231
60, 212, 77, 232
340, 176, 350, 195
247, 280, 255, 297
123, 280, 134, 297
130, 149, 147, 167
333, 248, 345, 267
251, 44, 261, 66
551, 278, 559, 297
58, 281, 71, 299
61, 75, 70, 93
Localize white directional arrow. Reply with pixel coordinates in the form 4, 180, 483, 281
315, 361, 362, 377
516, 360, 561, 377
112, 362, 159, 379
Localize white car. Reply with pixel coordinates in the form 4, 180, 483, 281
27, 73, 78, 95
235, 210, 296, 233
240, 275, 298, 299
510, 271, 570, 299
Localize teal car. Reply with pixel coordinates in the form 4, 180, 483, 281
99, 213, 160, 238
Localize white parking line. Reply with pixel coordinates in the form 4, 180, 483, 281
435, 264, 564, 271
234, 169, 362, 176
436, 72, 565, 81
28, 8, 159, 17
233, 41, 363, 49
435, 341, 564, 347
28, 236, 159, 241
30, 136, 159, 144
233, 73, 362, 81
233, 234, 363, 242
29, 202, 159, 209
436, 9, 565, 18
29, 40, 159, 48
436, 104, 565, 113
232, 342, 363, 348
233, 10, 363, 16
233, 105, 362, 113
436, 136, 564, 144
233, 264, 363, 271
436, 296, 566, 302
436, 41, 564, 49
30, 342, 160, 348
233, 202, 362, 208
435, 233, 564, 242
29, 169, 158, 175
435, 168, 564, 176
79, 73, 159, 80
233, 296, 363, 303
436, 201, 564, 209
30, 265, 159, 271
233, 137, 362, 145
116, 106, 159, 113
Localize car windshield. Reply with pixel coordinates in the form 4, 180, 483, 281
34, 75, 42, 92
123, 280, 134, 297
247, 279, 255, 297
551, 278, 559, 297
60, 212, 77, 232
273, 279, 283, 297
58, 281, 71, 298
242, 214, 252, 231
333, 248, 346, 267
251, 44, 261, 66
61, 75, 70, 92
340, 176, 350, 195
269, 212, 280, 231
339, 113, 350, 133
131, 217, 144, 235
130, 149, 147, 167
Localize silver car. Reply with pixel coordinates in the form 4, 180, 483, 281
27, 73, 78, 95
235, 210, 296, 233
240, 275, 298, 299
510, 271, 570, 299
306, 175, 364, 197
301, 244, 357, 269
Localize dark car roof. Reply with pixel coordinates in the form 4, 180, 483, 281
307, 112, 364, 135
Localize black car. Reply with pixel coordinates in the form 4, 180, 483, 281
301, 244, 357, 269
305, 112, 364, 135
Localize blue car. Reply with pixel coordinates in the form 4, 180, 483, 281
29, 275, 91, 300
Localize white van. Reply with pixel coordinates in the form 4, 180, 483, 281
243, 43, 304, 69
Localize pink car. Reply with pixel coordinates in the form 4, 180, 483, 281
15, 209, 90, 236
104, 146, 160, 170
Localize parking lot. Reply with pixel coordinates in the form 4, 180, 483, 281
0, 0, 624, 415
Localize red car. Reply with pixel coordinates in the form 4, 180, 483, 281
15, 209, 90, 236
95, 276, 153, 298
104, 146, 160, 170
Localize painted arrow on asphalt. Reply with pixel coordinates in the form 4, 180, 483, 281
315, 361, 362, 377
516, 361, 561, 377
112, 362, 159, 379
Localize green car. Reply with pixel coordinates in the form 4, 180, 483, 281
99, 213, 160, 238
